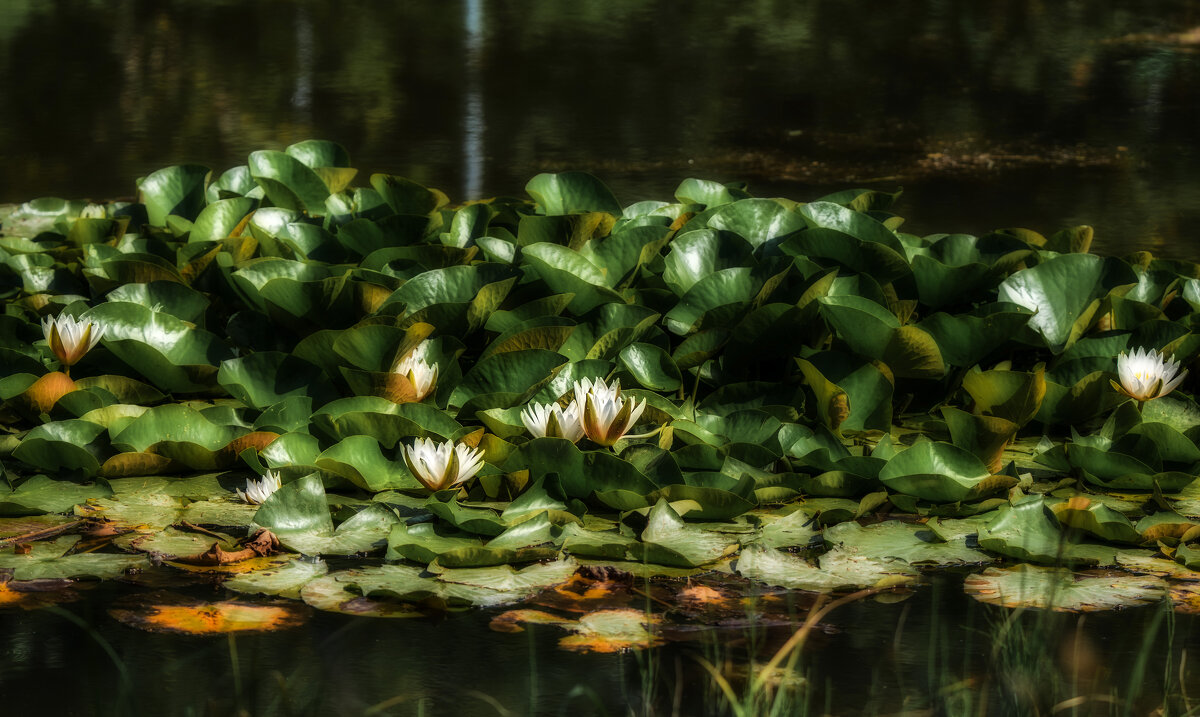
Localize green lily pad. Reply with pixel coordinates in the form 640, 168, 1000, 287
386, 522, 485, 564
751, 509, 820, 549
880, 442, 1014, 503
824, 520, 993, 567
629, 499, 739, 568
976, 496, 1126, 566
997, 254, 1135, 354
12, 420, 107, 478
223, 557, 329, 599
252, 474, 398, 555
526, 172, 620, 216
315, 435, 419, 492
139, 164, 210, 226
0, 475, 112, 516
115, 527, 237, 558
560, 522, 638, 560
0, 535, 150, 580
1050, 497, 1143, 544
218, 352, 337, 411
248, 150, 332, 215
299, 567, 430, 618
84, 302, 233, 393
179, 499, 260, 528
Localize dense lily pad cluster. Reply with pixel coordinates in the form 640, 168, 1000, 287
3, 139, 1200, 620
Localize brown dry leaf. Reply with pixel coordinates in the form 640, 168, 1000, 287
82, 520, 127, 538
171, 529, 280, 567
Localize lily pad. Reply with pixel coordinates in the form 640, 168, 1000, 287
824, 520, 993, 567
630, 499, 739, 568
0, 535, 149, 580
223, 557, 329, 599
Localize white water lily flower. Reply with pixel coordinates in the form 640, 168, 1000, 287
573, 377, 647, 447
393, 350, 438, 402
402, 437, 486, 491
238, 470, 282, 505
521, 400, 585, 443
1113, 347, 1188, 402
41, 313, 104, 372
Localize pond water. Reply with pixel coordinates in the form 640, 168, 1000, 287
1, 572, 1195, 716
4, 1, 1200, 255
5, 2, 1200, 715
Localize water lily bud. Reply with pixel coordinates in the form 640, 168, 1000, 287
238, 470, 282, 505
392, 350, 438, 402
41, 313, 104, 372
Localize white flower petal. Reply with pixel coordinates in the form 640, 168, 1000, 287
1116, 347, 1186, 402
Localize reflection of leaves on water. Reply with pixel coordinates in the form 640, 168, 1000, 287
108, 590, 309, 635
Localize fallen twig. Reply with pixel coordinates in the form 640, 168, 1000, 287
0, 520, 84, 548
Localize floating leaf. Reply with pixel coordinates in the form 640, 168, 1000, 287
223, 557, 329, 599
976, 497, 1124, 566
630, 499, 738, 568
824, 520, 993, 567
879, 442, 1013, 503
0, 535, 149, 580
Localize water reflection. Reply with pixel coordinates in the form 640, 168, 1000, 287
5, 1, 1200, 253
0, 575, 1195, 715
463, 0, 485, 200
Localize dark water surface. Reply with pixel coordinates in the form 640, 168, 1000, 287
1, 573, 1195, 716
4, 1, 1200, 255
